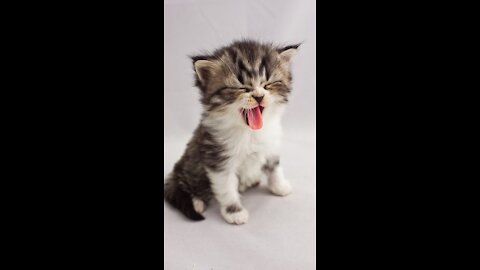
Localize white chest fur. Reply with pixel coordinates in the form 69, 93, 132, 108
203, 105, 284, 168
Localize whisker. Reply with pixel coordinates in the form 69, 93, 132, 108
240, 97, 248, 109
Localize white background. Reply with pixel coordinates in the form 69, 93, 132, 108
164, 0, 316, 269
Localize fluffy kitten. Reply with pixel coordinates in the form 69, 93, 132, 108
164, 40, 299, 225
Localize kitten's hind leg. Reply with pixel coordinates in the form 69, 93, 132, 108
264, 157, 292, 196
238, 153, 265, 193
192, 198, 206, 214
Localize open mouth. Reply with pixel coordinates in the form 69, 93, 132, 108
241, 106, 264, 130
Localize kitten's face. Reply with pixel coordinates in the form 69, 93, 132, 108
192, 41, 299, 130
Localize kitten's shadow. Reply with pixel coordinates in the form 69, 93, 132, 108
206, 184, 270, 211
164, 184, 275, 223
244, 184, 271, 196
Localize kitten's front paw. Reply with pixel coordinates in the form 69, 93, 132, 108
221, 205, 249, 225
269, 180, 292, 196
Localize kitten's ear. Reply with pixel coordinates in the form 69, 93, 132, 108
193, 58, 215, 84
278, 44, 301, 62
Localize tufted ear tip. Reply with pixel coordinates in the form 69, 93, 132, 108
279, 43, 301, 51
278, 43, 301, 62
190, 55, 209, 63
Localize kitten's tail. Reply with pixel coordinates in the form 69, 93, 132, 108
164, 180, 205, 221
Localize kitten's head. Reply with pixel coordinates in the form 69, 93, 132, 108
191, 40, 299, 130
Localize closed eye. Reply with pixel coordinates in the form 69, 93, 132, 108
212, 86, 252, 96
238, 87, 252, 92
223, 86, 253, 92
264, 81, 284, 89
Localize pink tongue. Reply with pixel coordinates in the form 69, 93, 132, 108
247, 106, 263, 130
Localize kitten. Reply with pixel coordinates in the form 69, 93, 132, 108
164, 40, 299, 225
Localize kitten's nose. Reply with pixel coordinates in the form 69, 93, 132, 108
253, 95, 264, 104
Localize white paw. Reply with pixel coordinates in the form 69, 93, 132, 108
221, 206, 249, 225
192, 198, 205, 213
269, 180, 292, 196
